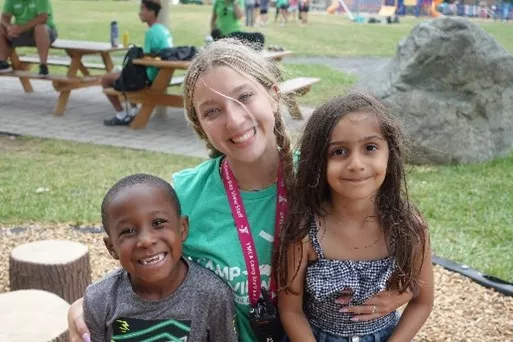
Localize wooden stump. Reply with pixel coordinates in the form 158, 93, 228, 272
0, 289, 70, 342
9, 239, 92, 303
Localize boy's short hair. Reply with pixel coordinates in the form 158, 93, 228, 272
142, 0, 162, 17
101, 173, 181, 233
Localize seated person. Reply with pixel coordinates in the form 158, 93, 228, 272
210, 0, 264, 49
84, 173, 238, 341
102, 0, 172, 126
0, 0, 57, 76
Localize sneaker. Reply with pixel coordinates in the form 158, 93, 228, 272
103, 115, 134, 126
0, 61, 12, 73
39, 64, 49, 76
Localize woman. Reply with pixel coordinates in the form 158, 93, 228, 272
68, 39, 411, 342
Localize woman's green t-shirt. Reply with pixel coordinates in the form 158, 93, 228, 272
173, 156, 278, 341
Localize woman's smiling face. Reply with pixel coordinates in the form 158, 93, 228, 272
193, 65, 279, 164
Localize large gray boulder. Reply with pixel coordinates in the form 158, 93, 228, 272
359, 17, 513, 164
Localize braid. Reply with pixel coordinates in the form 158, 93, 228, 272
274, 113, 294, 195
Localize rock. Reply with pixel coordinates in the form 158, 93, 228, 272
358, 17, 513, 164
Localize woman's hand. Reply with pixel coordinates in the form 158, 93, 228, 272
67, 297, 90, 342
336, 290, 412, 322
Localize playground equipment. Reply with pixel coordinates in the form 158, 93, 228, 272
327, 0, 396, 21
327, 0, 355, 20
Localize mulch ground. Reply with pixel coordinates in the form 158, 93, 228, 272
1, 224, 512, 341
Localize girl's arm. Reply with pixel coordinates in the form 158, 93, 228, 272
210, 11, 217, 33
233, 0, 244, 19
278, 239, 316, 342
388, 235, 434, 341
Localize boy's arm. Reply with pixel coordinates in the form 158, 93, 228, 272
143, 30, 153, 55
388, 234, 434, 342
277, 239, 316, 342
207, 284, 238, 341
83, 287, 108, 341
1, 0, 13, 29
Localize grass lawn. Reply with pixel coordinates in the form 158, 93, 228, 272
1, 136, 512, 284
2, 1, 510, 57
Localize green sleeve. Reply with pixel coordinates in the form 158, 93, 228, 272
36, 0, 50, 14
2, 0, 14, 14
237, 0, 244, 8
143, 29, 152, 54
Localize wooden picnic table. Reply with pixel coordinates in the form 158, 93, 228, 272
106, 50, 294, 129
5, 39, 128, 115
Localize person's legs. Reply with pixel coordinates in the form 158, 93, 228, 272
102, 71, 138, 126
101, 72, 124, 112
0, 25, 13, 71
33, 24, 51, 65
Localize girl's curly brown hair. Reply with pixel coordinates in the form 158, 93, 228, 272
276, 92, 428, 296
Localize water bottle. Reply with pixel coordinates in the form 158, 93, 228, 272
110, 21, 119, 47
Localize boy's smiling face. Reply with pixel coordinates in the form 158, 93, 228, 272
104, 184, 188, 296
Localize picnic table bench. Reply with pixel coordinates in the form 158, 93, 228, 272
0, 39, 127, 115
104, 49, 320, 129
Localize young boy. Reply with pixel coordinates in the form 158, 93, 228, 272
102, 0, 172, 126
84, 174, 238, 341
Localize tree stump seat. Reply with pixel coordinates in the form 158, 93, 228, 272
0, 289, 70, 342
9, 239, 91, 303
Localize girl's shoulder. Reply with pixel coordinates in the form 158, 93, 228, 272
172, 157, 222, 198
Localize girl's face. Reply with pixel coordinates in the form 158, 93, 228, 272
326, 111, 389, 202
193, 66, 279, 164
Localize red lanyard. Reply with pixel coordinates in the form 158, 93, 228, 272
221, 158, 287, 307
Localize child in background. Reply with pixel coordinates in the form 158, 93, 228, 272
288, 0, 299, 22
84, 174, 238, 342
278, 93, 434, 342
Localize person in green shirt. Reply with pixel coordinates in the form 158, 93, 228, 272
211, 0, 244, 36
67, 39, 413, 342
209, 0, 265, 50
0, 0, 57, 75
102, 0, 172, 126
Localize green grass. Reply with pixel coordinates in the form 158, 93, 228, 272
1, 136, 512, 283
0, 136, 202, 225
2, 0, 512, 57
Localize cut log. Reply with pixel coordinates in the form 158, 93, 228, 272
9, 239, 91, 303
0, 289, 70, 342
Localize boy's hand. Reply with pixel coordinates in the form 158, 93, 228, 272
7, 24, 21, 37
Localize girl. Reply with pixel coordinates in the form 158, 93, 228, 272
68, 41, 412, 342
278, 93, 434, 342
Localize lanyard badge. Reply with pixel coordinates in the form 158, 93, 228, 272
221, 159, 286, 342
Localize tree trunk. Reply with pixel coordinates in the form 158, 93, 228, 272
0, 289, 70, 342
155, 0, 170, 118
9, 239, 91, 303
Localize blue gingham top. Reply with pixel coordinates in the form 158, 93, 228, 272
304, 219, 397, 337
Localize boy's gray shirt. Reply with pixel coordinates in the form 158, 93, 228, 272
84, 258, 238, 342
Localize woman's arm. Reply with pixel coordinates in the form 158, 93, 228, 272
338, 289, 413, 321
278, 239, 316, 342
210, 11, 217, 33
233, 0, 244, 19
67, 297, 91, 342
388, 236, 434, 341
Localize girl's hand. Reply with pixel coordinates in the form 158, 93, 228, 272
67, 297, 91, 342
336, 290, 412, 322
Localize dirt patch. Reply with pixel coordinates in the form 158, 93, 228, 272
1, 224, 512, 341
